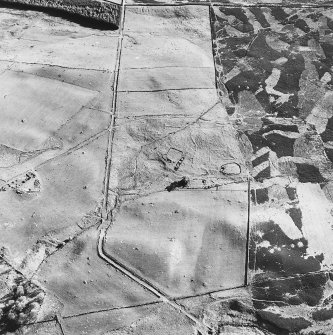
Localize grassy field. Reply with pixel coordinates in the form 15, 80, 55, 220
105, 188, 248, 297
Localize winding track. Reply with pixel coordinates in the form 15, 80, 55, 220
97, 227, 213, 335
97, 2, 211, 334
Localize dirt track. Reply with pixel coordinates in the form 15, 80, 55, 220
1, 1, 333, 335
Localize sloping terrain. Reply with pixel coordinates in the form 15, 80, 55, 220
1, 1, 333, 335
104, 188, 248, 297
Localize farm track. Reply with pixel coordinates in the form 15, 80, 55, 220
3, 1, 333, 335
97, 228, 213, 335
96, 2, 213, 334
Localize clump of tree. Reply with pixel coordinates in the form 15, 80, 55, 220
0, 277, 44, 332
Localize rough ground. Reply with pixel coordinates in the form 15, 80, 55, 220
1, 1, 333, 335
0, 0, 121, 27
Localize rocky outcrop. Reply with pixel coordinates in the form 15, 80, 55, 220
258, 307, 312, 332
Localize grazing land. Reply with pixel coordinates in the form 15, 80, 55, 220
1, 1, 333, 335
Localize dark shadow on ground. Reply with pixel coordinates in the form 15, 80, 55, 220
0, 1, 119, 30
